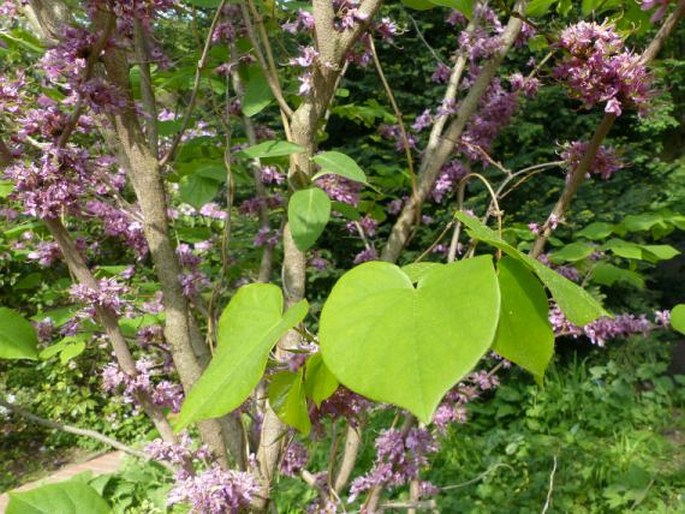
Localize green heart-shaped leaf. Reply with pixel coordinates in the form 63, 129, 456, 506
493, 257, 554, 383
0, 307, 38, 360
268, 370, 311, 435
319, 256, 500, 423
175, 284, 308, 431
288, 187, 331, 251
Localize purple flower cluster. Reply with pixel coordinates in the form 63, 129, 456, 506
167, 466, 258, 514
549, 304, 656, 347
312, 387, 372, 429
102, 357, 184, 412
281, 440, 309, 477
145, 432, 211, 468
282, 9, 315, 34
554, 22, 653, 116
641, 0, 673, 23
349, 427, 438, 501
559, 140, 623, 180
5, 145, 99, 219
432, 160, 469, 203
433, 369, 500, 432
69, 277, 130, 315
85, 0, 175, 34
27, 240, 63, 267
315, 175, 361, 206
86, 200, 148, 258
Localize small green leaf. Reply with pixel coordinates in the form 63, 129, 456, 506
601, 239, 644, 260
0, 307, 38, 360
288, 188, 331, 251
576, 222, 614, 240
179, 174, 219, 209
590, 263, 644, 289
320, 256, 500, 423
620, 213, 663, 233
7, 480, 111, 514
331, 201, 360, 221
304, 353, 339, 407
311, 151, 368, 184
243, 66, 273, 117
493, 257, 554, 383
239, 140, 305, 159
550, 242, 594, 263
60, 340, 86, 364
526, 0, 557, 17
671, 305, 685, 335
454, 211, 607, 325
268, 370, 311, 435
175, 284, 308, 430
640, 244, 680, 262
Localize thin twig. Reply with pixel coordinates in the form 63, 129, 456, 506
239, 0, 294, 121
541, 456, 558, 514
369, 35, 417, 198
408, 14, 446, 67
160, 0, 227, 166
0, 397, 174, 471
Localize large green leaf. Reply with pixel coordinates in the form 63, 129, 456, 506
239, 140, 304, 159
304, 353, 339, 407
7, 480, 111, 514
288, 188, 331, 251
319, 256, 500, 423
549, 242, 594, 263
576, 222, 614, 240
268, 370, 311, 435
590, 263, 644, 289
175, 284, 308, 430
672, 305, 685, 335
454, 211, 607, 325
242, 66, 273, 117
311, 151, 368, 184
0, 307, 38, 360
640, 244, 680, 262
179, 174, 219, 209
493, 257, 554, 383
601, 239, 645, 260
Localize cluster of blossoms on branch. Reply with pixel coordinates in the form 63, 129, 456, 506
146, 434, 259, 513
102, 356, 184, 412
549, 304, 669, 347
554, 21, 653, 117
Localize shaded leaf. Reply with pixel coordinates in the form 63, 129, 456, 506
288, 188, 331, 251
268, 370, 311, 435
0, 307, 38, 360
175, 284, 308, 430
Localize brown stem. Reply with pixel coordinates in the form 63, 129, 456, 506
133, 19, 159, 157
333, 425, 362, 494
530, 114, 616, 257
44, 218, 176, 443
530, 0, 685, 258
382, 0, 529, 263
160, 0, 228, 166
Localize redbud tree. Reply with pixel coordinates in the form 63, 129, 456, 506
0, 0, 684, 512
